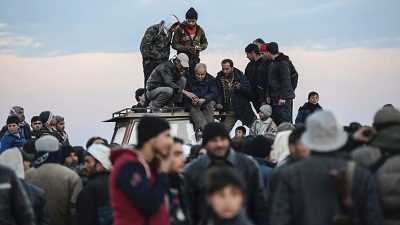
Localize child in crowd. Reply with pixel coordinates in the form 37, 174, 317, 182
250, 105, 277, 136
234, 126, 246, 138
204, 167, 254, 225
0, 116, 26, 154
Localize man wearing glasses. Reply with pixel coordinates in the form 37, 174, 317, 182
146, 53, 198, 111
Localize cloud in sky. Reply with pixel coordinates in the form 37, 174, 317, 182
0, 0, 399, 56
1, 47, 400, 146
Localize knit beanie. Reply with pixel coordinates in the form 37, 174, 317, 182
259, 44, 267, 53
186, 7, 198, 20
202, 122, 230, 146
137, 116, 170, 148
39, 111, 53, 126
266, 42, 279, 54
61, 144, 76, 163
34, 135, 61, 168
7, 116, 20, 125
260, 105, 272, 117
55, 115, 64, 124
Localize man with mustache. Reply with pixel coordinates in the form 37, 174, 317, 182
184, 122, 268, 225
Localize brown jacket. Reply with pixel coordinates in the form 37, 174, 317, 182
172, 22, 208, 58
25, 164, 83, 225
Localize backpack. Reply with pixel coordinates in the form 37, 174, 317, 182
288, 59, 298, 90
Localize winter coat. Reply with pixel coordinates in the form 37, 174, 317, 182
168, 174, 193, 225
0, 124, 32, 141
146, 59, 185, 94
267, 53, 295, 100
352, 125, 400, 224
244, 58, 263, 99
252, 157, 274, 187
268, 153, 386, 225
109, 148, 170, 225
184, 73, 217, 104
77, 172, 111, 225
184, 149, 268, 225
0, 130, 26, 154
140, 21, 173, 63
202, 209, 255, 225
172, 22, 208, 58
295, 102, 323, 125
36, 125, 68, 145
250, 118, 277, 136
25, 163, 83, 225
21, 179, 51, 225
216, 68, 256, 126
0, 165, 35, 225
256, 60, 272, 104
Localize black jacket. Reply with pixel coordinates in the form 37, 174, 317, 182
146, 59, 184, 94
184, 149, 268, 225
216, 68, 256, 126
295, 102, 323, 125
77, 172, 111, 225
22, 179, 51, 225
0, 165, 35, 225
168, 174, 193, 225
244, 58, 263, 99
256, 60, 272, 104
267, 53, 295, 100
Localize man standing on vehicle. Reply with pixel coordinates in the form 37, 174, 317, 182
172, 7, 208, 77
266, 42, 296, 125
141, 14, 180, 94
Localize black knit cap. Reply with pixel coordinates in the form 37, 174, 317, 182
137, 116, 170, 148
186, 7, 198, 20
266, 42, 279, 54
202, 122, 230, 146
7, 116, 20, 125
61, 144, 76, 163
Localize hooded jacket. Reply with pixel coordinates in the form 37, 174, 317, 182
295, 102, 324, 125
215, 68, 256, 126
352, 125, 400, 223
0, 129, 26, 154
267, 53, 295, 100
245, 57, 263, 99
172, 22, 208, 58
109, 148, 170, 225
140, 15, 179, 63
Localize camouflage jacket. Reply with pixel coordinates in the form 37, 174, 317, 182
172, 23, 208, 58
140, 21, 172, 63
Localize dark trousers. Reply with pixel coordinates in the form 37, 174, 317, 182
271, 99, 293, 126
188, 57, 200, 78
143, 60, 160, 89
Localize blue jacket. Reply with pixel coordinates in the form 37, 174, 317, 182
184, 73, 217, 104
0, 129, 26, 154
216, 68, 256, 126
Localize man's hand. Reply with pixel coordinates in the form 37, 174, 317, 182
235, 82, 241, 90
278, 99, 286, 105
215, 104, 223, 110
157, 152, 172, 174
353, 126, 376, 143
266, 97, 271, 104
188, 46, 196, 54
196, 46, 202, 52
183, 90, 199, 101
197, 99, 206, 105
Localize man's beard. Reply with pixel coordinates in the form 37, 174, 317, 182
208, 146, 229, 161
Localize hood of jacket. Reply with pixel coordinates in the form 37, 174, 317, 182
163, 14, 180, 31
372, 125, 400, 152
273, 52, 290, 63
0, 147, 25, 179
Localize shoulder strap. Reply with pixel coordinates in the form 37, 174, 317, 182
369, 149, 392, 173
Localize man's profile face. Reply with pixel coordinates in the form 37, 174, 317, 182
152, 130, 173, 158
176, 60, 187, 75
205, 136, 230, 161
309, 95, 319, 104
49, 116, 57, 126
187, 19, 197, 28
260, 52, 268, 61
83, 155, 98, 176
56, 121, 65, 132
169, 142, 185, 174
195, 67, 206, 82
31, 121, 42, 132
246, 52, 255, 61
221, 63, 234, 77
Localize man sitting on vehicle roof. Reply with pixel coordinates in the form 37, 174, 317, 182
146, 53, 199, 111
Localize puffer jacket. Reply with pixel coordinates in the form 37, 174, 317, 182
22, 179, 51, 225
172, 22, 208, 58
216, 68, 256, 126
295, 102, 324, 125
0, 165, 35, 225
0, 130, 26, 154
140, 20, 176, 64
352, 125, 400, 223
267, 53, 295, 100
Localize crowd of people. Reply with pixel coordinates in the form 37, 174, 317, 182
0, 6, 399, 225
